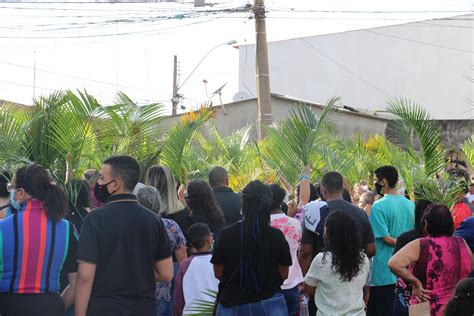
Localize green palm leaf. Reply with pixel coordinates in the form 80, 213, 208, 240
414, 173, 467, 208
461, 135, 474, 168
386, 98, 444, 177
262, 97, 339, 185
159, 107, 215, 183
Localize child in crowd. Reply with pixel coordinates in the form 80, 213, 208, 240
173, 223, 219, 316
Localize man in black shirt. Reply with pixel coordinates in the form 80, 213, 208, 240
75, 156, 172, 316
208, 166, 241, 225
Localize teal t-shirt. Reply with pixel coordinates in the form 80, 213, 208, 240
369, 194, 414, 286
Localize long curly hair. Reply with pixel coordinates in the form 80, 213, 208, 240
185, 179, 223, 225
323, 210, 365, 282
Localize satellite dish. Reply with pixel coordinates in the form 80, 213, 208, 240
233, 91, 252, 102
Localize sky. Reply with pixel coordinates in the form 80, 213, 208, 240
0, 0, 472, 113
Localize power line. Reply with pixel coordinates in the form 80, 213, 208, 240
365, 30, 474, 53
0, 17, 221, 39
300, 38, 393, 98
0, 60, 151, 92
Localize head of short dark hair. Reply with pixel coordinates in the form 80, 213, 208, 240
67, 179, 91, 211
208, 166, 228, 188
83, 169, 99, 184
269, 183, 286, 210
421, 204, 454, 237
187, 223, 211, 249
374, 166, 399, 188
103, 156, 140, 192
414, 199, 432, 232
0, 169, 11, 198
321, 172, 344, 194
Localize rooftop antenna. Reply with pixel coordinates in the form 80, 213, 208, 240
210, 82, 228, 115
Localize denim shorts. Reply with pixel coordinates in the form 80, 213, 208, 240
216, 292, 288, 316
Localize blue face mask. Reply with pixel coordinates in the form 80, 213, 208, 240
10, 190, 21, 211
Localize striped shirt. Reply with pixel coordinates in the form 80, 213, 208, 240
0, 199, 78, 294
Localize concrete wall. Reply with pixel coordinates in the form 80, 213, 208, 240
162, 95, 389, 140
238, 15, 474, 120
438, 120, 474, 148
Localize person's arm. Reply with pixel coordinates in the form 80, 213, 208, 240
382, 236, 397, 246
369, 204, 394, 246
364, 242, 376, 259
388, 239, 430, 302
173, 260, 187, 316
213, 264, 224, 280
298, 165, 312, 206
61, 272, 77, 309
174, 246, 187, 262
154, 257, 173, 282
278, 264, 289, 280
303, 283, 316, 297
74, 262, 96, 316
298, 243, 314, 276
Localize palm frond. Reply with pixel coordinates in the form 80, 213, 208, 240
386, 98, 444, 176
461, 135, 474, 168
159, 107, 215, 182
414, 173, 467, 208
261, 98, 338, 185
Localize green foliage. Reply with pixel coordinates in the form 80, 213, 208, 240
262, 97, 339, 185
159, 107, 215, 183
0, 91, 460, 206
185, 289, 217, 315
414, 173, 467, 208
461, 135, 474, 168
386, 98, 445, 177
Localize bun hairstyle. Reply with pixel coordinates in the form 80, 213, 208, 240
15, 164, 68, 222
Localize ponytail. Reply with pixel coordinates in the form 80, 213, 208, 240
15, 164, 68, 222
44, 184, 68, 222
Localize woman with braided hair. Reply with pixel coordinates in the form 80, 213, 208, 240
211, 180, 292, 315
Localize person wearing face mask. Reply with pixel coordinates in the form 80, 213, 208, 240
0, 164, 78, 316
0, 169, 11, 218
75, 156, 173, 316
367, 165, 414, 316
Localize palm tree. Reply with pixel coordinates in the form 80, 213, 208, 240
261, 97, 339, 185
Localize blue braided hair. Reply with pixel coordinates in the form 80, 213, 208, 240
240, 180, 273, 292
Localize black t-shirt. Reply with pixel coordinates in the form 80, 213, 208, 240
393, 229, 422, 254
166, 207, 226, 240
301, 199, 375, 258
210, 221, 292, 307
76, 194, 171, 313
212, 187, 242, 225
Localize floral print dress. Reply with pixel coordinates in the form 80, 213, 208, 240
396, 236, 471, 316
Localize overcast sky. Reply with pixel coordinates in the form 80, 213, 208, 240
0, 0, 472, 112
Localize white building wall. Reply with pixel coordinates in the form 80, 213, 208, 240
238, 15, 474, 120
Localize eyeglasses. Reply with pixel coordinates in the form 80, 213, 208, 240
6, 183, 19, 193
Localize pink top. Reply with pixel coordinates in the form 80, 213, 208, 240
414, 236, 471, 316
270, 213, 304, 289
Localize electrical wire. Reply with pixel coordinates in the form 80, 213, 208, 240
0, 60, 151, 92
365, 29, 474, 53
300, 38, 393, 98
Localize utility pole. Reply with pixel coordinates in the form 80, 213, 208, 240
172, 55, 178, 115
254, 0, 273, 140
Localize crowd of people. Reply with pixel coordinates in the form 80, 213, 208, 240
0, 155, 473, 316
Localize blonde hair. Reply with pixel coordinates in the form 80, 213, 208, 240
145, 165, 183, 215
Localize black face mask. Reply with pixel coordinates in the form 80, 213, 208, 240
94, 180, 116, 203
374, 182, 383, 195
